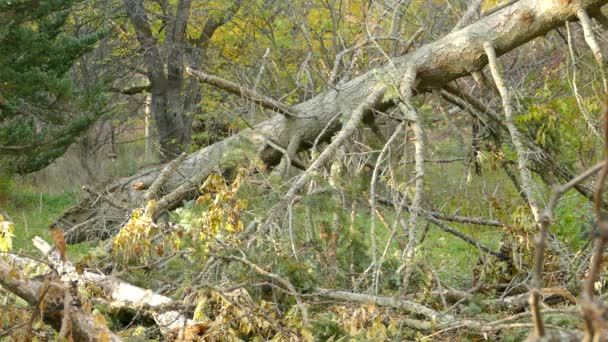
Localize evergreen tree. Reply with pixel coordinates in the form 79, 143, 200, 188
0, 0, 104, 174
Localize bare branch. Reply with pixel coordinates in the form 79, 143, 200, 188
484, 41, 541, 223
145, 152, 187, 202
582, 102, 608, 341
397, 64, 425, 294
315, 288, 444, 320
577, 8, 608, 92
423, 214, 507, 260
186, 67, 300, 118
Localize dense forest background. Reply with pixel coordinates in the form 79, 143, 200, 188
3, 0, 608, 340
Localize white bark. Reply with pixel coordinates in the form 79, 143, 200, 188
398, 65, 425, 293
484, 41, 541, 222
32, 237, 192, 336
0, 257, 123, 341
577, 8, 608, 92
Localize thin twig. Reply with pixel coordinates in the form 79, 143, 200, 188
582, 100, 608, 341
186, 67, 301, 118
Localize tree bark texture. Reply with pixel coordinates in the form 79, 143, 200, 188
122, 0, 241, 162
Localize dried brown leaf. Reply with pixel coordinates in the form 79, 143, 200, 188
51, 228, 68, 262
132, 181, 146, 190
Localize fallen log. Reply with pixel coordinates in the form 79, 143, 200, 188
31, 237, 193, 337
0, 258, 122, 341
53, 0, 608, 243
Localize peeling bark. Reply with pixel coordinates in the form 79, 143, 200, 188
0, 259, 122, 341
31, 237, 192, 336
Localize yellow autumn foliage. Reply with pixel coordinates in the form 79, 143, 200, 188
0, 214, 15, 252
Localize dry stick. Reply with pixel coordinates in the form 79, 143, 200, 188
315, 288, 446, 321
484, 42, 541, 222
217, 254, 309, 324
82, 186, 127, 210
565, 21, 602, 140
249, 48, 271, 121
398, 64, 425, 294
583, 102, 608, 342
145, 152, 187, 202
287, 204, 298, 260
485, 40, 547, 336
490, 307, 581, 327
265, 86, 387, 223
577, 8, 608, 93
424, 210, 502, 227
376, 194, 505, 255
423, 214, 506, 259
371, 125, 404, 294
401, 157, 465, 164
185, 67, 300, 118
530, 162, 605, 339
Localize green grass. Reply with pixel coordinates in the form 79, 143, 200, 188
1, 186, 95, 259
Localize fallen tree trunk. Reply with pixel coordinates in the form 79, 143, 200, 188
54, 0, 608, 243
0, 259, 122, 341
31, 237, 193, 337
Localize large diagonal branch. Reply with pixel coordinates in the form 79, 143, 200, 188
264, 86, 387, 223
56, 0, 608, 242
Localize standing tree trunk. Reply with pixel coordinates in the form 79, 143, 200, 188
122, 0, 242, 162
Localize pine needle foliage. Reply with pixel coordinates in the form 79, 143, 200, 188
0, 0, 104, 174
